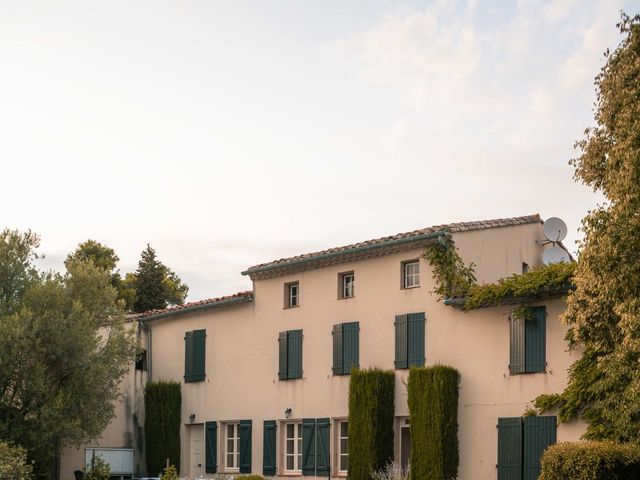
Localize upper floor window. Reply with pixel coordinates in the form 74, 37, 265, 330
509, 306, 546, 374
184, 329, 206, 382
135, 349, 147, 371
278, 330, 303, 380
394, 312, 425, 369
339, 272, 355, 299
285, 282, 299, 308
403, 260, 420, 288
332, 322, 359, 375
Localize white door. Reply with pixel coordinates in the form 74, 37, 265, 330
189, 424, 205, 476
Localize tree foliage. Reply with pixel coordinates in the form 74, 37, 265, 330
423, 240, 476, 300
0, 442, 33, 480
535, 14, 640, 441
129, 244, 188, 313
0, 230, 137, 478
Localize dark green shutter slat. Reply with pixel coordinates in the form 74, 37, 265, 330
191, 329, 206, 382
525, 307, 546, 373
343, 322, 360, 374
263, 420, 277, 476
510, 315, 526, 374
184, 331, 194, 382
497, 417, 522, 480
523, 416, 556, 480
205, 421, 218, 474
407, 312, 425, 367
316, 418, 330, 475
288, 329, 303, 379
332, 323, 343, 375
301, 418, 316, 476
394, 315, 408, 369
278, 331, 288, 380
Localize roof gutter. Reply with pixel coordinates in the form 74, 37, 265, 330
139, 294, 253, 322
242, 230, 451, 276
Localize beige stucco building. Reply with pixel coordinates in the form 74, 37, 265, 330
60, 214, 585, 480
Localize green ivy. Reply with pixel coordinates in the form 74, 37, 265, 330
423, 240, 476, 300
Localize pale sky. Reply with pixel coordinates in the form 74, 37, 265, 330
1, 0, 637, 301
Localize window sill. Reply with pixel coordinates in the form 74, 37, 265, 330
338, 296, 355, 300
401, 285, 421, 290
283, 305, 300, 310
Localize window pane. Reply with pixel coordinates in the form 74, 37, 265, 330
340, 438, 347, 452
287, 439, 294, 455
287, 455, 294, 470
340, 454, 348, 471
227, 424, 234, 437
227, 453, 234, 468
340, 422, 348, 437
287, 423, 294, 438
227, 438, 234, 452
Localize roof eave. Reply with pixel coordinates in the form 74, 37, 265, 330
443, 284, 574, 309
139, 294, 253, 322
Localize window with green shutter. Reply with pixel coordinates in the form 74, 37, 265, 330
239, 420, 252, 474
395, 312, 425, 369
302, 418, 316, 476
263, 421, 277, 476
497, 416, 556, 480
509, 307, 546, 374
332, 322, 359, 375
278, 329, 303, 380
205, 421, 218, 474
185, 329, 206, 382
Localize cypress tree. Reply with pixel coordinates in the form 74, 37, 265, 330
144, 381, 181, 476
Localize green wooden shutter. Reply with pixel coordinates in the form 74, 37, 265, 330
288, 329, 303, 379
407, 312, 425, 367
184, 331, 194, 381
263, 420, 277, 476
191, 329, 206, 382
525, 307, 546, 373
316, 418, 331, 476
497, 417, 522, 480
332, 323, 343, 375
205, 421, 218, 474
394, 315, 408, 369
509, 315, 526, 375
278, 331, 288, 380
302, 418, 316, 476
239, 419, 252, 473
523, 416, 556, 480
343, 322, 360, 374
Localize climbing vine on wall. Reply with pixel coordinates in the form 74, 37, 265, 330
423, 239, 477, 300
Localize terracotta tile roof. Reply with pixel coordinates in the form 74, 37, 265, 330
243, 214, 541, 279
137, 291, 253, 320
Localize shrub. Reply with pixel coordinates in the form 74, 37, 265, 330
0, 442, 33, 480
84, 455, 110, 480
144, 381, 181, 476
235, 476, 266, 480
161, 464, 179, 480
348, 368, 395, 480
408, 365, 460, 480
539, 441, 640, 480
371, 460, 409, 480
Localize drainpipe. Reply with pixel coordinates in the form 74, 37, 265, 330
138, 318, 152, 381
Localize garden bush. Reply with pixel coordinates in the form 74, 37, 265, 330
235, 475, 266, 480
539, 441, 640, 480
144, 381, 181, 475
407, 366, 460, 480
348, 368, 395, 480
0, 442, 33, 480
84, 455, 110, 480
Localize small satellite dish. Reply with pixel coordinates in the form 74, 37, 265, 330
543, 246, 570, 265
543, 217, 567, 243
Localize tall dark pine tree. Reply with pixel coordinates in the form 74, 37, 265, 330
536, 13, 640, 442
132, 244, 188, 313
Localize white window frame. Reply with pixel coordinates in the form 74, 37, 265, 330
283, 421, 302, 474
223, 422, 240, 473
337, 420, 349, 475
289, 283, 299, 308
403, 261, 420, 288
341, 272, 355, 299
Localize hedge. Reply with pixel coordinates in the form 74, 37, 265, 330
539, 441, 640, 480
144, 381, 181, 476
348, 368, 395, 480
407, 366, 460, 480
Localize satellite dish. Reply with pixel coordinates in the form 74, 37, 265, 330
543, 246, 570, 265
543, 217, 567, 243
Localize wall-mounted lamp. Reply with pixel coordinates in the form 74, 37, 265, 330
189, 413, 196, 424
284, 408, 292, 419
